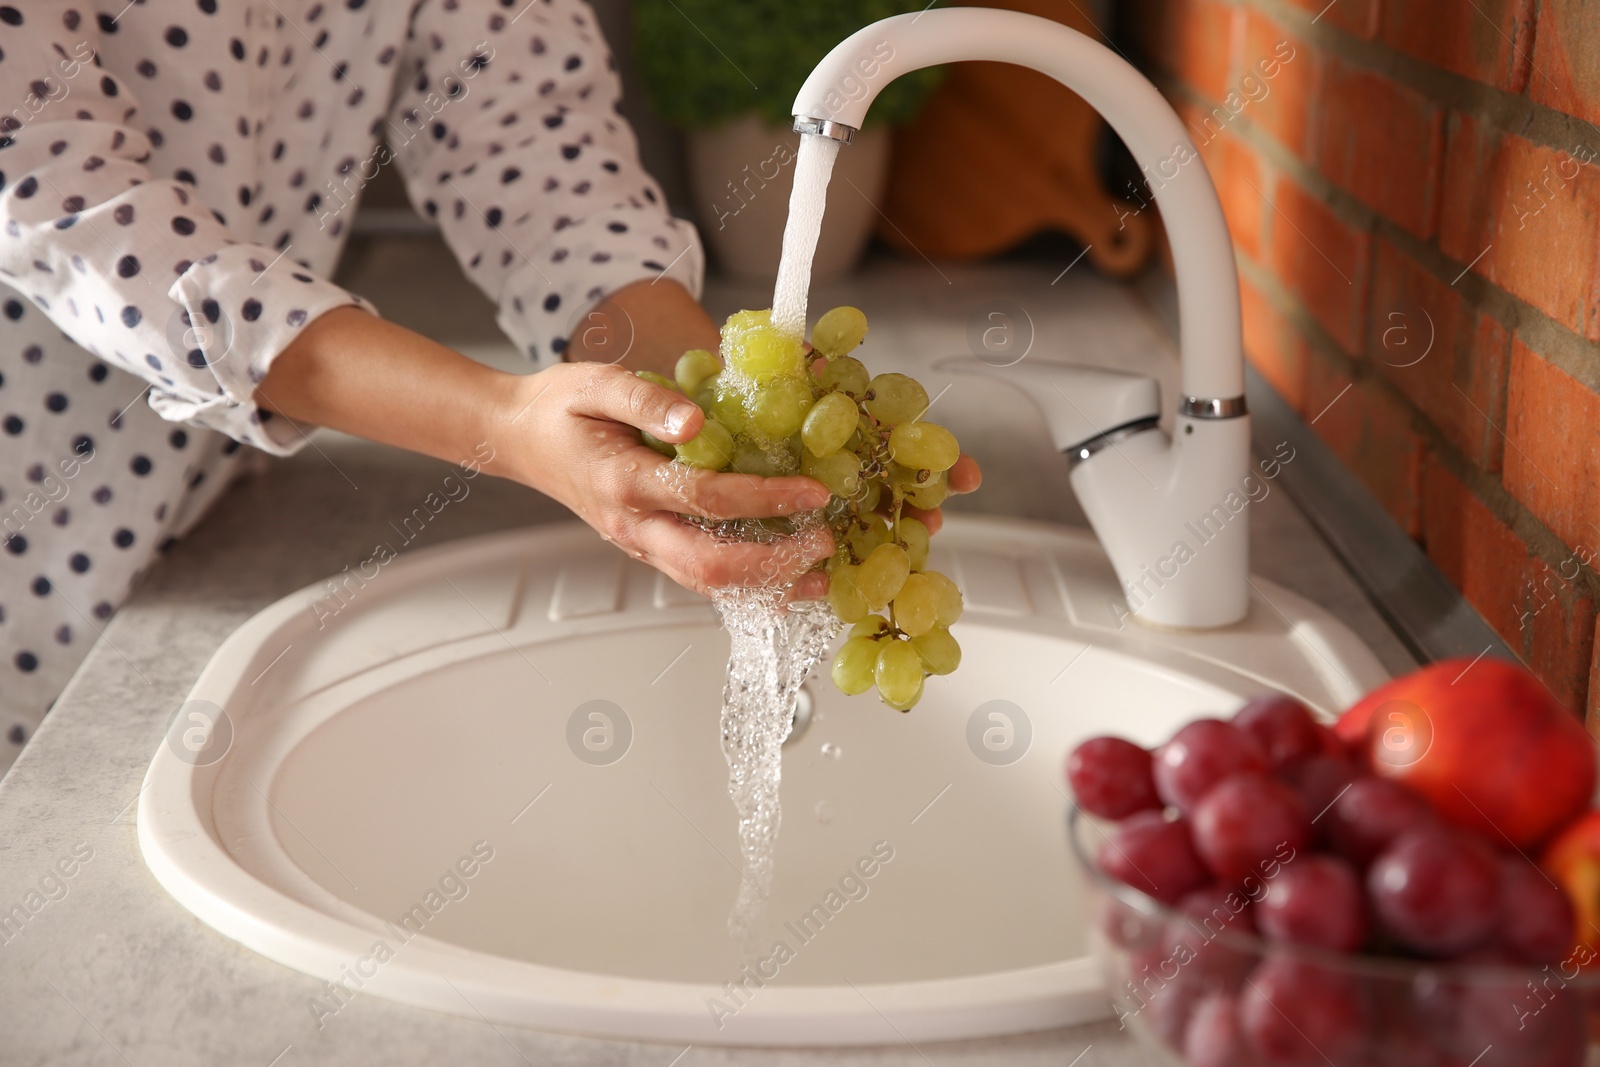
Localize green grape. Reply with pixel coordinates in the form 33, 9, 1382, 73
846, 513, 890, 560
874, 639, 924, 707
709, 381, 749, 434
675, 348, 721, 395
828, 564, 870, 623
801, 392, 858, 458
659, 302, 971, 713
635, 369, 680, 392
723, 308, 770, 334
749, 375, 814, 439
850, 615, 890, 640
674, 418, 734, 470
801, 450, 862, 498
925, 570, 964, 626
903, 470, 950, 510
730, 438, 792, 477
897, 516, 930, 570
639, 430, 676, 458
831, 636, 882, 695
863, 373, 928, 426
812, 305, 869, 359
724, 310, 805, 380
818, 356, 870, 398
889, 681, 928, 713
892, 572, 939, 637
911, 626, 961, 675
857, 542, 910, 610
888, 421, 960, 473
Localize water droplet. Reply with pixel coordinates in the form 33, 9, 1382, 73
814, 799, 832, 825
820, 741, 842, 760
623, 460, 639, 474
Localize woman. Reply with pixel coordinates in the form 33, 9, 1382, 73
0, 0, 977, 770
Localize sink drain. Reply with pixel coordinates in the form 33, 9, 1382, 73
783, 685, 815, 747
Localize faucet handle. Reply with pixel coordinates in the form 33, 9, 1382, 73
932, 357, 1160, 454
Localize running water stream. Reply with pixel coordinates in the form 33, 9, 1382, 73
715, 133, 842, 947
771, 135, 842, 337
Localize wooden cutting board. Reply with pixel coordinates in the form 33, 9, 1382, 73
876, 0, 1155, 276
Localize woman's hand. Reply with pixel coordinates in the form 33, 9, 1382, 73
259, 291, 973, 602
260, 306, 834, 599
494, 361, 835, 596
901, 454, 982, 534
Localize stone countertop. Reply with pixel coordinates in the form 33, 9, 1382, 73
0, 248, 1414, 1067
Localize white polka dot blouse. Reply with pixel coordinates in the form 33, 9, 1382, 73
0, 0, 706, 767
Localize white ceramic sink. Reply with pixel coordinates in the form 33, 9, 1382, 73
138, 516, 1387, 1046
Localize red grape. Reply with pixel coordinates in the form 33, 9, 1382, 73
1067, 736, 1161, 819
1239, 956, 1368, 1066
1096, 809, 1210, 904
1169, 883, 1258, 988
1347, 1029, 1442, 1067
1256, 854, 1368, 952
1313, 722, 1346, 759
1368, 826, 1500, 956
1325, 777, 1435, 870
1183, 992, 1247, 1067
1234, 695, 1323, 770
1283, 753, 1362, 827
1154, 719, 1268, 815
1176, 882, 1259, 936
1123, 946, 1205, 1050
1192, 773, 1312, 884
1496, 857, 1576, 964
1144, 978, 1205, 1052
1417, 971, 1585, 1067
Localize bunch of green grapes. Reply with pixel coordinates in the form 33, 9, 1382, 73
639, 305, 965, 711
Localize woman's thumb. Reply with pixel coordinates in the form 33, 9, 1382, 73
577, 364, 704, 442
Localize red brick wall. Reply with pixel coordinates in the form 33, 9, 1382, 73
1127, 0, 1600, 721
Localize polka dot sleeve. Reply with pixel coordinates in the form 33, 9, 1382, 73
386, 0, 705, 368
0, 7, 375, 457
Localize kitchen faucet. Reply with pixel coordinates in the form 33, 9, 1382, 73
792, 8, 1251, 630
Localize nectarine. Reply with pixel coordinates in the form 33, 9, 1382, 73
1338, 658, 1594, 850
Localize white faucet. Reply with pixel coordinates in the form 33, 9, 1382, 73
792, 8, 1252, 630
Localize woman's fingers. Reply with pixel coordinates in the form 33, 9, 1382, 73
623, 513, 835, 596
788, 570, 829, 601
903, 454, 981, 533
903, 504, 943, 535
563, 362, 705, 442
948, 453, 982, 495
617, 450, 831, 520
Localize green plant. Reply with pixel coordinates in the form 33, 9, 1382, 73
633, 0, 943, 129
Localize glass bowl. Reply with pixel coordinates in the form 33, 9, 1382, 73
1066, 806, 1600, 1067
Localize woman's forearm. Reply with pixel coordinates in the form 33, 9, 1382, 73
255, 279, 721, 481
256, 306, 523, 475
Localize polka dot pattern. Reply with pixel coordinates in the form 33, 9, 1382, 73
0, 0, 704, 768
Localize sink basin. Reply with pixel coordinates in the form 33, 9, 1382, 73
138, 515, 1387, 1046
